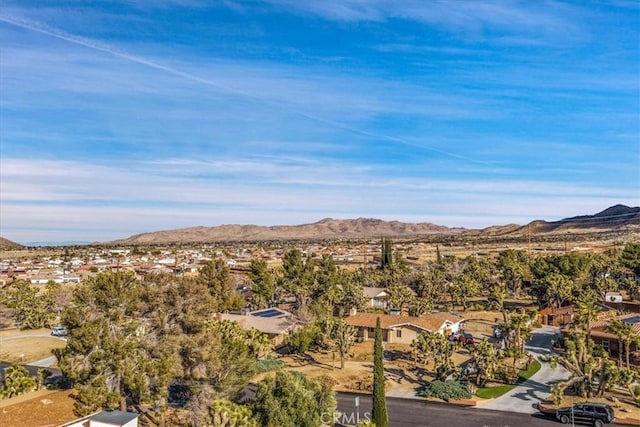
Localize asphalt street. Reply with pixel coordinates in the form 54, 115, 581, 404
336, 393, 557, 427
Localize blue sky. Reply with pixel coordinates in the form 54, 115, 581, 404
1, 0, 638, 243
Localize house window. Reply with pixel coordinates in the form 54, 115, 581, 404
396, 329, 402, 338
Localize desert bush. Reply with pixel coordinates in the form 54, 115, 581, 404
1, 365, 36, 398
419, 380, 471, 402
288, 324, 318, 354
256, 359, 284, 373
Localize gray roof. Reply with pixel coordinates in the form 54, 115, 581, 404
90, 410, 138, 425
220, 309, 297, 335
362, 287, 387, 298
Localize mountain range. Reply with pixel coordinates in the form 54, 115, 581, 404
1, 205, 637, 247
104, 204, 639, 245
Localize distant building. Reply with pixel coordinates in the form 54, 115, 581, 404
362, 287, 388, 309
538, 306, 576, 327
605, 292, 623, 303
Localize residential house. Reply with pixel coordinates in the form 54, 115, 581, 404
346, 312, 465, 345
604, 292, 623, 303
362, 287, 388, 309
538, 306, 575, 327
589, 313, 640, 364
219, 308, 299, 347
61, 410, 138, 427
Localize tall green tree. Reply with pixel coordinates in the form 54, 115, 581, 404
55, 271, 152, 414
497, 249, 531, 298
468, 338, 501, 387
532, 272, 576, 309
248, 258, 275, 309
180, 319, 257, 399
381, 238, 393, 270
372, 317, 388, 427
411, 331, 458, 381
448, 272, 479, 311
323, 318, 356, 369
252, 371, 336, 427
199, 260, 244, 312
410, 272, 441, 307
334, 276, 367, 316
487, 280, 508, 321
5, 280, 56, 329
386, 283, 415, 314
278, 248, 316, 314
498, 309, 532, 359
620, 243, 640, 276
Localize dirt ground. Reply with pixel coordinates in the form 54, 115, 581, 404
267, 339, 473, 394
0, 337, 65, 363
0, 390, 78, 427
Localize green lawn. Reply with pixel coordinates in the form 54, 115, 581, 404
476, 359, 541, 399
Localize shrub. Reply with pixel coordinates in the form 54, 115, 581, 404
1, 365, 36, 398
256, 359, 284, 373
288, 324, 318, 354
419, 380, 471, 402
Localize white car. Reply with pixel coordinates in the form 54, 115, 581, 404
51, 326, 68, 336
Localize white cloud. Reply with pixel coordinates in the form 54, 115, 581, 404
1, 157, 636, 242
261, 0, 587, 43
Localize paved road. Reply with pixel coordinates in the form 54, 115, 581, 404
336, 392, 557, 427
478, 325, 571, 414
30, 355, 58, 367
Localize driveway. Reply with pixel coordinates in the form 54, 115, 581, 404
477, 325, 571, 414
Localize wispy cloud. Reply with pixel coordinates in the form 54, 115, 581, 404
0, 2, 637, 242
260, 0, 588, 43
2, 159, 636, 242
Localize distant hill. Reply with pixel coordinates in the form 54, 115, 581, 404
103, 204, 640, 245
0, 237, 25, 250
510, 204, 640, 236
107, 217, 456, 245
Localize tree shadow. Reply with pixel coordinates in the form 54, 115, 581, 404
384, 366, 421, 386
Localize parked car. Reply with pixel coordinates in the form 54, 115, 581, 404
458, 332, 475, 345
51, 326, 68, 337
556, 402, 615, 426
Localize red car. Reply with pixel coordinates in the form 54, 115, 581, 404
458, 333, 475, 345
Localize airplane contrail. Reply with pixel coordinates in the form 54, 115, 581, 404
0, 13, 492, 166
